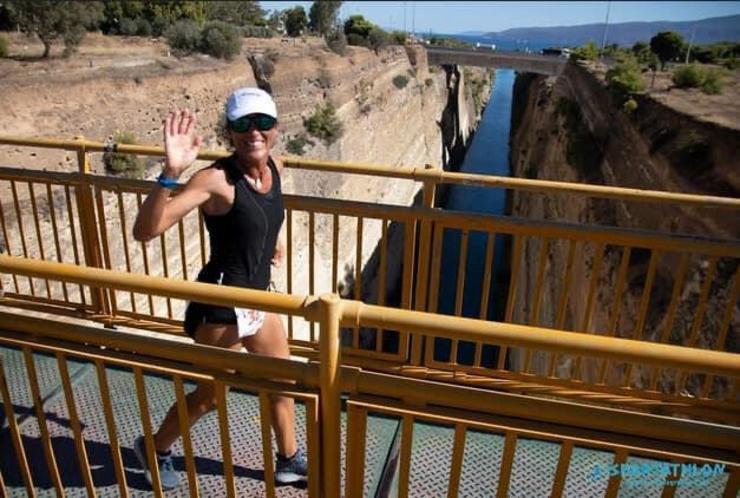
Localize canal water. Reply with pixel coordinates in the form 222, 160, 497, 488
433, 69, 516, 366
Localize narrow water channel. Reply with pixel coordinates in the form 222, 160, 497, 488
433, 69, 516, 366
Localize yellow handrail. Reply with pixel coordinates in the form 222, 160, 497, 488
1, 134, 738, 208
1, 254, 737, 379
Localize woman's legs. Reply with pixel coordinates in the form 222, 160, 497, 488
241, 313, 297, 458
153, 324, 241, 453
152, 313, 297, 458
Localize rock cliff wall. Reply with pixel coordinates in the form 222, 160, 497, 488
508, 62, 738, 394
0, 36, 491, 339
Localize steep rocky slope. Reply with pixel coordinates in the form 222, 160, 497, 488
508, 62, 738, 395
0, 34, 492, 337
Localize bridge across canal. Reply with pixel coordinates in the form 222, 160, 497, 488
425, 45, 568, 76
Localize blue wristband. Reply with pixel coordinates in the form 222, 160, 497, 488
157, 173, 179, 190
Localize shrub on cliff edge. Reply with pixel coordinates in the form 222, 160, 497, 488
304, 103, 343, 145
605, 56, 645, 102
103, 131, 145, 178
200, 21, 242, 60
0, 35, 8, 58
165, 19, 201, 56
392, 74, 409, 89
672, 64, 725, 94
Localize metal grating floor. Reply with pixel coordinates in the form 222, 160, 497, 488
394, 421, 729, 498
1, 345, 732, 497
0, 346, 397, 497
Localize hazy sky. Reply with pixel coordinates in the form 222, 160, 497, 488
260, 1, 740, 34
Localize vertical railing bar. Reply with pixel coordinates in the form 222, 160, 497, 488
0, 466, 5, 498
22, 347, 64, 496
446, 424, 467, 498
305, 398, 320, 498
495, 432, 518, 498
197, 209, 206, 267
454, 229, 469, 317
332, 213, 339, 293
11, 180, 33, 295
683, 256, 718, 349
475, 231, 496, 367
549, 440, 574, 498
28, 182, 52, 297
548, 240, 577, 378
425, 223, 445, 364
173, 376, 199, 498
133, 366, 164, 498
377, 219, 388, 353
649, 254, 689, 391
676, 257, 718, 393
401, 221, 416, 362
427, 223, 445, 314
46, 183, 69, 302
94, 186, 117, 314
65, 184, 86, 303
309, 211, 316, 341
318, 294, 342, 497
93, 359, 129, 498
401, 221, 416, 311
352, 216, 363, 349
178, 219, 188, 281
722, 467, 739, 498
450, 229, 469, 364
0, 358, 36, 497
57, 352, 97, 497
397, 414, 414, 498
700, 266, 740, 398
523, 237, 550, 374
604, 448, 628, 498
0, 192, 19, 292
345, 403, 368, 498
660, 463, 681, 498
259, 390, 276, 498
598, 246, 632, 384
136, 193, 155, 315
498, 235, 523, 370
286, 209, 293, 338
622, 249, 660, 387
116, 190, 137, 313
215, 381, 236, 498
355, 216, 363, 295
573, 242, 605, 380
159, 231, 173, 319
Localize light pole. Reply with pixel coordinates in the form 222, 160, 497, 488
685, 26, 696, 64
600, 0, 611, 59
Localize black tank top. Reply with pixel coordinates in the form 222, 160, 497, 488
197, 155, 284, 290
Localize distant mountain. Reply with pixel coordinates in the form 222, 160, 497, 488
458, 30, 488, 36
484, 14, 740, 47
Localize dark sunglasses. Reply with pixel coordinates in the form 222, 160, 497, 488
228, 114, 277, 133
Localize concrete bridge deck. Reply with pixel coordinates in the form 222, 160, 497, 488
425, 46, 568, 76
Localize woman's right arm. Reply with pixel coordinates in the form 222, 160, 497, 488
133, 109, 208, 242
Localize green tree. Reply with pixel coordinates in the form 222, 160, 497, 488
631, 41, 652, 64
650, 31, 685, 70
200, 21, 242, 60
205, 1, 265, 27
308, 0, 341, 36
344, 14, 373, 40
573, 41, 599, 61
606, 55, 645, 102
284, 6, 307, 37
368, 26, 389, 53
12, 0, 103, 57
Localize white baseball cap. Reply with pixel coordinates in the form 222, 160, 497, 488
225, 87, 278, 121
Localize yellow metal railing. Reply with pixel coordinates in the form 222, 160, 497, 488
0, 135, 739, 421
0, 255, 738, 497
